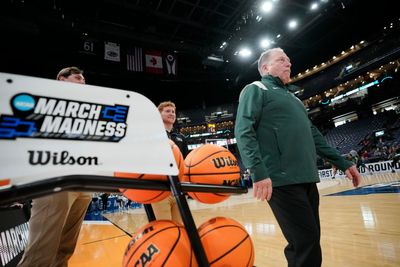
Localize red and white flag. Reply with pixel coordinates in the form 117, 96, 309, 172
145, 49, 163, 74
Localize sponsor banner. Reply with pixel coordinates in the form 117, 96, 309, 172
0, 72, 178, 186
104, 42, 120, 62
0, 208, 29, 267
319, 160, 399, 180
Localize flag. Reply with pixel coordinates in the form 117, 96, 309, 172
145, 49, 163, 74
104, 42, 120, 62
127, 47, 143, 72
164, 53, 177, 75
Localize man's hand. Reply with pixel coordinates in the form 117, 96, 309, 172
253, 178, 272, 201
345, 165, 361, 187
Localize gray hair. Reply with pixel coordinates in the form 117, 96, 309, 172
257, 47, 284, 76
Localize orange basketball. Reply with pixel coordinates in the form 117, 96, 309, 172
198, 217, 254, 267
123, 220, 198, 267
183, 144, 241, 204
115, 140, 184, 204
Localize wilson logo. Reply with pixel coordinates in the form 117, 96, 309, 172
212, 156, 238, 169
28, 150, 99, 166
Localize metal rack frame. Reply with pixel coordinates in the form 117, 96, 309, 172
0, 175, 248, 267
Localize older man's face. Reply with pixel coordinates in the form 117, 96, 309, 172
263, 50, 292, 84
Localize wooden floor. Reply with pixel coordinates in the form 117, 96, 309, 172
70, 173, 400, 267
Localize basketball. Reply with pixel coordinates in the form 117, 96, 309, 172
123, 220, 198, 267
197, 217, 254, 267
115, 139, 184, 204
169, 139, 185, 180
183, 144, 241, 204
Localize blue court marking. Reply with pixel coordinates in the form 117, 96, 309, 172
84, 212, 110, 221
326, 181, 400, 196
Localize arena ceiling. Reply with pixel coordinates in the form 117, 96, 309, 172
0, 0, 398, 109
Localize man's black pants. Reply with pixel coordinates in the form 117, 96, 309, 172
267, 183, 322, 267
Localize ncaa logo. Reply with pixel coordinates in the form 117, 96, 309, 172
13, 94, 35, 111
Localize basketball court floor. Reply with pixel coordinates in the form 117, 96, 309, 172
69, 173, 400, 267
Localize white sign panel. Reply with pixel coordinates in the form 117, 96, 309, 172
0, 73, 178, 186
319, 160, 398, 180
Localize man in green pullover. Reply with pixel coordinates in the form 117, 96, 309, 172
235, 47, 361, 267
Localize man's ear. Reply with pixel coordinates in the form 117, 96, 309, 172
262, 64, 269, 75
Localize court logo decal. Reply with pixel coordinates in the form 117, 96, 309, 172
0, 93, 129, 142
326, 181, 400, 196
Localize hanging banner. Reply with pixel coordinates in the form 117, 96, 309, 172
104, 42, 120, 62
164, 53, 177, 75
127, 47, 143, 72
145, 49, 163, 74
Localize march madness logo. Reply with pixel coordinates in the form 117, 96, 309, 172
0, 93, 129, 142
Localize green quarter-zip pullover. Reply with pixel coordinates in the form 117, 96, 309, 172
235, 75, 352, 186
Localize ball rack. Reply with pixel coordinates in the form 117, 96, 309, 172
0, 175, 248, 267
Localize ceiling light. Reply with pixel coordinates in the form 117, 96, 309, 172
261, 1, 274, 13
238, 48, 252, 58
276, 34, 281, 38
310, 3, 319, 10
260, 39, 272, 49
219, 41, 228, 50
288, 19, 298, 29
